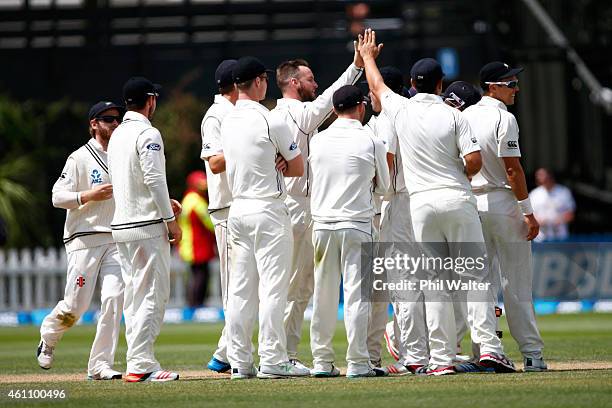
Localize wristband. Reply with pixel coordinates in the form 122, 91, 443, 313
76, 192, 82, 206
518, 198, 533, 215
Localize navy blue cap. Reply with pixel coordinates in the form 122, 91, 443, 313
88, 101, 125, 120
232, 56, 273, 83
123, 77, 161, 105
480, 61, 524, 83
215, 59, 238, 88
361, 66, 405, 94
442, 81, 482, 110
333, 85, 366, 111
410, 58, 444, 88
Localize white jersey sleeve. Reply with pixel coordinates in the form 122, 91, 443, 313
269, 113, 302, 161
52, 156, 81, 209
498, 114, 521, 158
137, 128, 174, 221
299, 63, 363, 133
456, 111, 481, 157
380, 90, 408, 126
201, 115, 223, 159
373, 136, 390, 195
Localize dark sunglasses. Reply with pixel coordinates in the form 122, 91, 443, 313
485, 80, 519, 89
96, 115, 121, 124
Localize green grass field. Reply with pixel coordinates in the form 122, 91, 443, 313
1, 313, 611, 407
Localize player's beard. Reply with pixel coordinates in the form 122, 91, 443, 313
96, 127, 112, 144
297, 86, 316, 102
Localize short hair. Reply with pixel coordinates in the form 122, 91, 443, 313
219, 83, 235, 95
236, 78, 256, 91
276, 59, 310, 92
481, 82, 490, 92
88, 124, 95, 138
126, 99, 148, 111
334, 103, 362, 115
414, 80, 438, 95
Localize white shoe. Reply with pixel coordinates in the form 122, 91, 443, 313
289, 358, 311, 371
386, 362, 426, 376
257, 362, 310, 379
425, 364, 456, 376
88, 368, 122, 380
310, 363, 340, 378
231, 365, 258, 380
523, 356, 548, 372
124, 370, 179, 382
36, 340, 54, 370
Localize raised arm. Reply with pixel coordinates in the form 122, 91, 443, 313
358, 29, 388, 102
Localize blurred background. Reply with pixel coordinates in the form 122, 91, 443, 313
0, 0, 611, 316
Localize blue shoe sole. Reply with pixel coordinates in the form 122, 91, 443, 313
207, 358, 231, 373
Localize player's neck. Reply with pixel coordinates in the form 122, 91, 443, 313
282, 89, 303, 102
93, 136, 109, 152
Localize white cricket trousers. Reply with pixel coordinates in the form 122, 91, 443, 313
210, 208, 231, 363
367, 192, 420, 364
40, 242, 124, 376
116, 236, 170, 374
226, 201, 293, 369
478, 190, 544, 359
410, 189, 502, 366
311, 225, 372, 371
283, 195, 314, 360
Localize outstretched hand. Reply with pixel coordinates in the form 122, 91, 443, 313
358, 28, 384, 61
353, 39, 364, 68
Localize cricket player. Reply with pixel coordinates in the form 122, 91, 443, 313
201, 59, 238, 374
359, 29, 516, 375
309, 85, 390, 378
272, 46, 364, 369
221, 56, 309, 379
463, 61, 547, 371
362, 66, 409, 369
108, 77, 182, 382
38, 101, 125, 380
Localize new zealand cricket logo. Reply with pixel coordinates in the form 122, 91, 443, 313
76, 276, 85, 288
91, 169, 103, 184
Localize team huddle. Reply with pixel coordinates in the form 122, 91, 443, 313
36, 29, 547, 382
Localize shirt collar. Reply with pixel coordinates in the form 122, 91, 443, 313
123, 110, 151, 126
411, 93, 444, 103
478, 96, 508, 111
275, 97, 303, 108
236, 99, 269, 113
214, 94, 234, 107
88, 137, 105, 152
330, 118, 364, 129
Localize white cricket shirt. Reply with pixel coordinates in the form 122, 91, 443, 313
464, 96, 521, 194
108, 111, 174, 242
200, 94, 233, 214
273, 63, 363, 198
52, 138, 115, 252
221, 99, 301, 215
310, 118, 390, 234
381, 91, 480, 196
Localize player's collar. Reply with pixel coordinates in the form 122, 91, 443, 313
123, 111, 151, 126
275, 97, 303, 107
214, 94, 234, 106
330, 118, 363, 129
235, 99, 269, 112
478, 96, 508, 111
410, 93, 443, 103
88, 137, 104, 152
